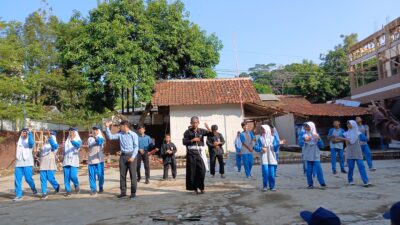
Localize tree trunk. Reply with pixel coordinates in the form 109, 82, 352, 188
132, 86, 135, 111
138, 102, 152, 126
121, 88, 125, 114
126, 88, 130, 114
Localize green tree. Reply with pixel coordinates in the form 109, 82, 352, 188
284, 60, 334, 103
319, 33, 358, 100
59, 0, 223, 113
253, 83, 272, 94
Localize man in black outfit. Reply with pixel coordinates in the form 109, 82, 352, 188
207, 125, 226, 179
183, 116, 213, 194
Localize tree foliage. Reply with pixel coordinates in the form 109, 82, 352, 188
0, 0, 222, 126
243, 34, 358, 103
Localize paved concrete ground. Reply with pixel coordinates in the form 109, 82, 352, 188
0, 158, 399, 225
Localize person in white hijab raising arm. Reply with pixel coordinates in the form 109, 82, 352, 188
39, 130, 60, 200
87, 125, 105, 196
253, 125, 279, 192
14, 128, 38, 201
301, 122, 327, 189
63, 127, 82, 197
335, 120, 370, 187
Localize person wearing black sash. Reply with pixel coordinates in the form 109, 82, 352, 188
182, 116, 212, 194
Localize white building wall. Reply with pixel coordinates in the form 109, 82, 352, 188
275, 113, 296, 146
169, 104, 243, 156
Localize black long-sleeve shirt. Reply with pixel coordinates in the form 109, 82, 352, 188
183, 128, 212, 155
206, 132, 225, 155
160, 142, 177, 165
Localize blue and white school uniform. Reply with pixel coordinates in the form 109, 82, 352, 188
360, 133, 374, 170
301, 122, 326, 187
14, 132, 37, 198
234, 135, 242, 172
345, 121, 369, 185
87, 133, 105, 193
328, 127, 346, 173
254, 125, 278, 190
63, 131, 82, 193
272, 129, 281, 168
39, 135, 60, 195
240, 131, 255, 178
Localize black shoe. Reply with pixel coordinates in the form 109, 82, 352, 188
130, 193, 136, 199
117, 193, 127, 198
54, 186, 60, 194
341, 170, 347, 174
145, 179, 150, 184
99, 188, 104, 193
307, 185, 314, 189
321, 184, 327, 187
333, 171, 337, 175
75, 186, 80, 194
90, 191, 97, 196
65, 192, 71, 197
33, 190, 38, 196
137, 178, 141, 183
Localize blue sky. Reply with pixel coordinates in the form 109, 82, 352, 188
1, 0, 399, 77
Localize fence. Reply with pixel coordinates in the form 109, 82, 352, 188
0, 119, 84, 132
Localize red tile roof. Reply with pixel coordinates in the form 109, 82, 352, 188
260, 95, 369, 117
151, 78, 261, 106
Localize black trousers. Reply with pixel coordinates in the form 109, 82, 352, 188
186, 152, 206, 191
119, 154, 137, 195
137, 152, 150, 180
163, 158, 177, 179
210, 153, 225, 175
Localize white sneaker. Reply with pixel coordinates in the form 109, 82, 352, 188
13, 196, 23, 201
262, 187, 268, 192
270, 188, 276, 192
349, 182, 355, 186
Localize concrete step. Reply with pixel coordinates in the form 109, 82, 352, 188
388, 140, 400, 149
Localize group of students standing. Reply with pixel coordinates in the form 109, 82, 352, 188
12, 115, 376, 200
233, 122, 282, 192
298, 117, 374, 189
13, 126, 104, 201
230, 116, 375, 192
13, 121, 179, 201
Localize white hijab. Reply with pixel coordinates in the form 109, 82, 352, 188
345, 120, 360, 145
260, 125, 277, 165
64, 130, 81, 158
303, 121, 319, 144
88, 130, 104, 147
261, 125, 273, 147
16, 133, 31, 161
42, 135, 57, 157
